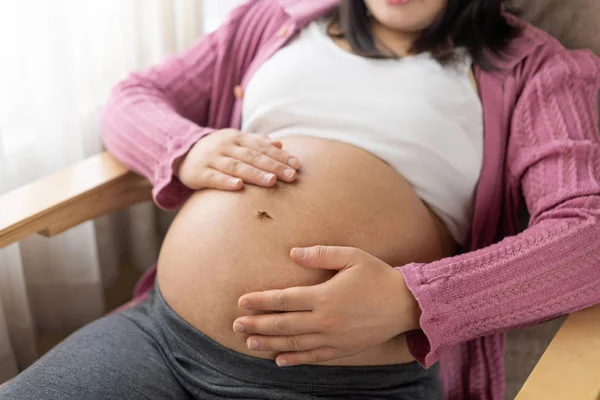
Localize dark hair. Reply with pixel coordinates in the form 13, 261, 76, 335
329, 0, 521, 70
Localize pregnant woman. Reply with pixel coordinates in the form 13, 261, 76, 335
3, 0, 600, 399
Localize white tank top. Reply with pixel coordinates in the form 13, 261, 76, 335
242, 20, 484, 245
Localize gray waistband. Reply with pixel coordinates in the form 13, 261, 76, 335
132, 283, 440, 397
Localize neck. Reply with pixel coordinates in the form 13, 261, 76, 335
371, 20, 420, 57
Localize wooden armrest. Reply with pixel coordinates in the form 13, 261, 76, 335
0, 152, 152, 248
516, 303, 600, 400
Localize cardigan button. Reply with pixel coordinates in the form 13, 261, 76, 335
278, 25, 289, 38
233, 85, 244, 100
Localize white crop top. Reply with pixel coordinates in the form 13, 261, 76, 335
242, 20, 484, 245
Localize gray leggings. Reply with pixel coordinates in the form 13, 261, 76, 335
0, 285, 442, 399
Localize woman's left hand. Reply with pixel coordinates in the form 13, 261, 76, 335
233, 246, 422, 367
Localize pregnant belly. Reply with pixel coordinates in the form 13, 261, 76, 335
157, 136, 456, 366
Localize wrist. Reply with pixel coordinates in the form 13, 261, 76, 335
393, 268, 422, 333
172, 154, 186, 178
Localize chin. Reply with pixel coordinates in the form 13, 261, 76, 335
381, 17, 435, 34
366, 0, 446, 33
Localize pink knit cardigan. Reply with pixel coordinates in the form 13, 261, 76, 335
100, 1, 600, 398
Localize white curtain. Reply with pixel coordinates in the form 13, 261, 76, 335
0, 0, 243, 383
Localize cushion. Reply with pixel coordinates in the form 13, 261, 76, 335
507, 0, 600, 56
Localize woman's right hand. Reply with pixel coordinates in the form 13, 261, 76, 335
175, 129, 301, 191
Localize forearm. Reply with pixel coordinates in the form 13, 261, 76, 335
100, 27, 220, 209
101, 91, 214, 209
398, 49, 600, 367
398, 196, 600, 366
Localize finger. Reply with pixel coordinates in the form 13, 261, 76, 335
233, 312, 317, 336
245, 333, 325, 353
213, 156, 276, 187
251, 134, 283, 150
198, 168, 243, 190
290, 246, 363, 271
266, 137, 283, 149
238, 287, 316, 312
228, 146, 297, 183
239, 134, 301, 169
275, 348, 339, 367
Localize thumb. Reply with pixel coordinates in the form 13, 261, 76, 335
290, 246, 361, 271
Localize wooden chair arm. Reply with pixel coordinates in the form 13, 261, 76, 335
516, 303, 600, 400
0, 152, 152, 248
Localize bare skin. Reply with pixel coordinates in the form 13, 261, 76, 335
157, 0, 466, 368
157, 136, 457, 366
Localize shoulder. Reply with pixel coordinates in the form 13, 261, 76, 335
223, 0, 286, 25
512, 17, 600, 102
485, 14, 600, 85
225, 0, 335, 23
214, 0, 332, 39
205, 0, 288, 51
502, 19, 600, 166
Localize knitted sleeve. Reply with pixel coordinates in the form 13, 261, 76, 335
399, 49, 600, 367
100, 1, 263, 209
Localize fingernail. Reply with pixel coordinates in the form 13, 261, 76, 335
263, 173, 275, 183
284, 168, 295, 180
239, 299, 250, 309
288, 157, 300, 169
276, 358, 289, 367
248, 339, 259, 349
233, 322, 246, 333
292, 248, 306, 258
230, 178, 240, 187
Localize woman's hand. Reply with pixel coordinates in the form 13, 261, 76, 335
176, 129, 301, 190
233, 246, 422, 367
